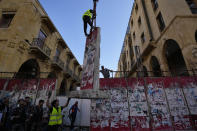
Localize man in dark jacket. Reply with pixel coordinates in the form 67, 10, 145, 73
24, 97, 34, 131
69, 101, 80, 130
100, 66, 112, 78
0, 96, 10, 131
32, 100, 44, 131
11, 99, 26, 131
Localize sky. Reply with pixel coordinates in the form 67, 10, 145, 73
39, 0, 134, 72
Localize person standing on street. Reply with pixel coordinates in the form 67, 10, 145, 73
69, 101, 80, 130
24, 97, 34, 131
47, 98, 70, 131
11, 99, 26, 131
0, 96, 11, 131
32, 100, 44, 131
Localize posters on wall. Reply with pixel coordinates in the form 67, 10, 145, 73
35, 79, 56, 104
163, 77, 192, 130
0, 78, 57, 107
90, 99, 111, 131
81, 29, 98, 90
128, 78, 150, 131
180, 77, 197, 129
146, 78, 173, 131
5, 79, 38, 106
110, 87, 130, 131
91, 77, 197, 131
180, 77, 197, 115
91, 79, 130, 131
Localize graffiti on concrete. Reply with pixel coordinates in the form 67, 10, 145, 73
0, 78, 57, 107
110, 87, 130, 131
128, 78, 150, 131
91, 77, 197, 130
128, 79, 148, 116
90, 99, 111, 131
181, 77, 197, 115
163, 77, 192, 130
81, 28, 99, 90
147, 78, 173, 130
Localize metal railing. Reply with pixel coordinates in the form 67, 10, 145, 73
64, 66, 73, 76
0, 72, 51, 79
187, 0, 197, 14
31, 38, 51, 57
191, 7, 197, 14
64, 65, 80, 82
53, 56, 64, 69
106, 68, 197, 78
73, 73, 80, 82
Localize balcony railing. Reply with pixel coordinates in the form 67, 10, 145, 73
191, 7, 197, 14
130, 46, 134, 59
187, 0, 197, 14
30, 38, 51, 58
73, 73, 80, 82
52, 56, 64, 70
64, 65, 73, 77
64, 65, 80, 82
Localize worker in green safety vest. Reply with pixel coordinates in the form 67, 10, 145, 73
46, 98, 70, 131
83, 9, 95, 37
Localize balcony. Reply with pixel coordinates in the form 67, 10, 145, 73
191, 7, 197, 14
186, 0, 197, 14
64, 66, 81, 83
41, 16, 56, 33
141, 41, 156, 58
52, 56, 64, 70
29, 38, 51, 59
129, 46, 134, 59
63, 65, 73, 78
57, 38, 67, 49
73, 72, 80, 82
127, 60, 137, 77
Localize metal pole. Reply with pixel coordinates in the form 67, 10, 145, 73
93, 0, 98, 26
34, 78, 41, 105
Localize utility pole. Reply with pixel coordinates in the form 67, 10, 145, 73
93, 0, 99, 26
91, 0, 99, 33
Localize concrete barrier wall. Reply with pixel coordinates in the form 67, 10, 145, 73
91, 77, 197, 131
0, 78, 57, 106
58, 97, 91, 127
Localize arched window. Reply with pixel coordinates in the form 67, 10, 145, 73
48, 72, 56, 78
15, 59, 39, 78
143, 66, 148, 77
164, 39, 188, 76
150, 56, 162, 77
69, 85, 74, 91
59, 78, 66, 96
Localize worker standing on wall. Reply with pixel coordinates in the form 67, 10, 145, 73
100, 66, 113, 78
82, 9, 96, 37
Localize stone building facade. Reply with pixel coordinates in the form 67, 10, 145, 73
116, 0, 197, 77
0, 0, 82, 95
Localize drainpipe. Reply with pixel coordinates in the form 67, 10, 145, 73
141, 0, 154, 41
